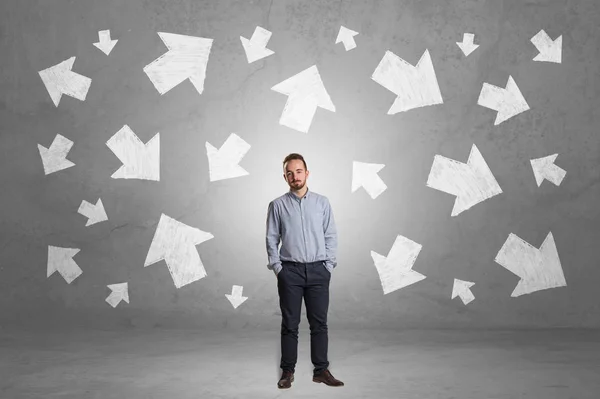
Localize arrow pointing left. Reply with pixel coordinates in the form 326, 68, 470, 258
47, 245, 82, 284
38, 57, 91, 107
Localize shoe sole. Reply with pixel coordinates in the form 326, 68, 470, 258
313, 378, 344, 386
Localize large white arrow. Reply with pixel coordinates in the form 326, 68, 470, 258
225, 285, 248, 309
371, 234, 426, 295
38, 134, 75, 175
206, 133, 251, 182
106, 125, 160, 181
494, 231, 566, 297
105, 282, 129, 308
38, 56, 91, 107
144, 32, 213, 95
531, 29, 562, 63
78, 198, 108, 226
456, 33, 479, 56
371, 49, 443, 114
335, 26, 359, 51
144, 213, 214, 289
351, 161, 387, 199
93, 30, 118, 55
530, 153, 566, 187
478, 75, 529, 125
426, 144, 502, 216
271, 65, 336, 133
47, 245, 82, 284
451, 279, 475, 305
240, 26, 274, 63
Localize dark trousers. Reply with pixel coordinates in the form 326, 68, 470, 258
278, 260, 331, 375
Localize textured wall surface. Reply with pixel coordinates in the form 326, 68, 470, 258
1, 0, 599, 330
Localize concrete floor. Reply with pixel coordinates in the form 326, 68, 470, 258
1, 327, 598, 398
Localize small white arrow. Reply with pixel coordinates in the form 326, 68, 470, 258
531, 29, 562, 63
426, 144, 502, 216
335, 26, 359, 51
494, 231, 566, 297
78, 198, 108, 226
93, 30, 118, 55
38, 56, 92, 107
456, 33, 479, 56
371, 49, 443, 114
452, 279, 475, 305
530, 153, 566, 187
144, 213, 214, 289
106, 125, 160, 181
225, 285, 248, 309
477, 75, 529, 125
240, 26, 274, 63
351, 161, 387, 199
371, 235, 426, 295
47, 245, 82, 284
38, 134, 75, 175
144, 32, 213, 95
206, 133, 251, 182
106, 282, 129, 308
271, 65, 336, 133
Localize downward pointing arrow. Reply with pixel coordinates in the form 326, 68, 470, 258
478, 75, 529, 125
351, 161, 387, 199
106, 125, 160, 181
93, 30, 118, 55
336, 26, 359, 51
531, 29, 562, 63
206, 133, 251, 182
530, 153, 566, 187
240, 26, 275, 63
38, 57, 92, 107
456, 33, 479, 56
38, 134, 75, 175
78, 198, 108, 226
47, 245, 82, 284
494, 231, 566, 297
225, 285, 248, 309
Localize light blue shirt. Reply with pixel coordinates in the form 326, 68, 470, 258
266, 187, 337, 275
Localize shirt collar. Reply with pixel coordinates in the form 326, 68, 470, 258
288, 186, 310, 201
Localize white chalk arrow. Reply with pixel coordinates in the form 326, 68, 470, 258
478, 75, 529, 125
240, 26, 274, 63
206, 133, 251, 182
351, 161, 387, 199
93, 30, 118, 55
335, 26, 359, 51
452, 279, 475, 305
38, 56, 92, 107
106, 125, 160, 181
531, 153, 566, 187
225, 285, 248, 309
38, 134, 75, 175
494, 231, 566, 297
144, 213, 214, 289
105, 282, 129, 308
371, 235, 426, 295
78, 198, 108, 226
456, 33, 479, 56
271, 65, 336, 133
143, 32, 213, 95
531, 29, 562, 63
426, 144, 502, 216
371, 49, 443, 114
47, 245, 82, 284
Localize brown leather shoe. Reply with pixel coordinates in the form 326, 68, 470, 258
277, 370, 294, 389
312, 369, 344, 386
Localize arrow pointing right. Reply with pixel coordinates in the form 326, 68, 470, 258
477, 75, 530, 125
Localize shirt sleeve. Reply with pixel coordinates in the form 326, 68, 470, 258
323, 198, 337, 271
266, 201, 282, 274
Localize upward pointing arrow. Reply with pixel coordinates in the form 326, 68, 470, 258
351, 161, 387, 199
371, 49, 443, 114
456, 33, 479, 56
335, 26, 359, 51
271, 65, 336, 133
93, 30, 118, 55
38, 57, 92, 107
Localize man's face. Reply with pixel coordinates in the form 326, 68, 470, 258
284, 159, 309, 190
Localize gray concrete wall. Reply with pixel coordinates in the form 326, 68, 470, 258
1, 0, 599, 330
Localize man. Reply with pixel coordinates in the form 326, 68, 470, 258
265, 153, 344, 389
